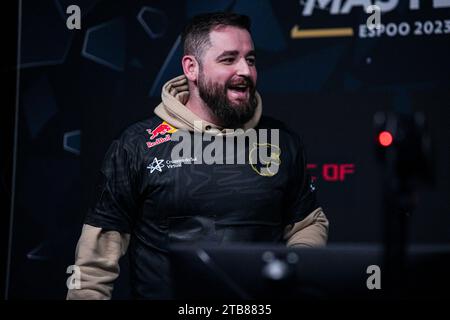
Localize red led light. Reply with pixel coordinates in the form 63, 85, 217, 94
378, 131, 393, 147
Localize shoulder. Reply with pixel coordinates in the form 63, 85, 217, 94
104, 116, 167, 158
118, 116, 162, 142
257, 115, 305, 149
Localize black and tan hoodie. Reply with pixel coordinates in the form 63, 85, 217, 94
67, 75, 329, 300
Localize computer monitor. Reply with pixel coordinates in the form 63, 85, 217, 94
169, 244, 450, 300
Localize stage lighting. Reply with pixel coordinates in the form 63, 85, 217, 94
378, 131, 393, 147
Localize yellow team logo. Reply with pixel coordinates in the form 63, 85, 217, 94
249, 143, 281, 177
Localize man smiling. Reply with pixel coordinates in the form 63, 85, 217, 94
67, 12, 329, 300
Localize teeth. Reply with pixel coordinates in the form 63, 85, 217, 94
230, 87, 246, 92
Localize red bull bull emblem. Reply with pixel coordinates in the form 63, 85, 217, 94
146, 121, 177, 148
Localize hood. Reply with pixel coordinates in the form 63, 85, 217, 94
154, 75, 262, 134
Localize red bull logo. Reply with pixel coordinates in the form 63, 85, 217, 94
147, 123, 172, 140
146, 121, 177, 149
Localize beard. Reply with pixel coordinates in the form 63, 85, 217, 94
197, 71, 258, 129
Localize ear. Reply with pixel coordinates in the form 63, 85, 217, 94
182, 55, 199, 82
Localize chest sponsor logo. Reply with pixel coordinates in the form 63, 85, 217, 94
147, 157, 197, 173
147, 157, 164, 173
146, 121, 177, 148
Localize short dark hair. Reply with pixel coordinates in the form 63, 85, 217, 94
181, 12, 251, 61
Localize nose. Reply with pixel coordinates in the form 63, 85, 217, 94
235, 58, 251, 77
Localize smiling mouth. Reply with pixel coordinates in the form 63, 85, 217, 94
227, 83, 251, 98
228, 84, 248, 92
227, 86, 249, 101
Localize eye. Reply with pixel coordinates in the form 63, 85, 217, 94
221, 57, 235, 64
246, 57, 256, 66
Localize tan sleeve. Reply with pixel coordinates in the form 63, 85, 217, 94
66, 224, 130, 300
284, 207, 329, 248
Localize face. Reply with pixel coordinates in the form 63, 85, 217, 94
196, 26, 258, 128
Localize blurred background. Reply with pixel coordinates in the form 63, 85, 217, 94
2, 0, 449, 299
